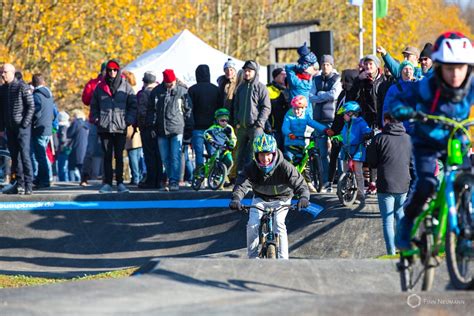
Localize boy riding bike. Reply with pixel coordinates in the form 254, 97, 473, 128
282, 95, 329, 192
390, 31, 474, 250
331, 101, 372, 204
229, 133, 310, 259
204, 108, 237, 172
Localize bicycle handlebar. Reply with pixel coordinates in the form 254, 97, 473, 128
241, 204, 297, 213
289, 134, 326, 141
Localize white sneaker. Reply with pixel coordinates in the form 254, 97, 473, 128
117, 183, 130, 193
169, 183, 179, 191
99, 184, 113, 193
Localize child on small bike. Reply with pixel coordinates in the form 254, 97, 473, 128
282, 95, 328, 192
389, 31, 474, 250
229, 133, 310, 259
331, 101, 372, 204
204, 108, 237, 172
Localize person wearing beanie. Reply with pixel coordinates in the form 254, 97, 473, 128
309, 54, 342, 192
233, 60, 271, 174
146, 68, 193, 192
266, 67, 289, 150
376, 45, 423, 79
419, 42, 434, 75
285, 42, 319, 118
90, 59, 137, 194
67, 109, 89, 183
217, 58, 238, 110
137, 70, 163, 189
56, 111, 70, 182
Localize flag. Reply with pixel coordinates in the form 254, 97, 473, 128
376, 0, 388, 18
349, 0, 364, 6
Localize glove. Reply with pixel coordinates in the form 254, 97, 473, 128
297, 197, 310, 210
392, 106, 415, 121
229, 200, 242, 211
324, 128, 335, 137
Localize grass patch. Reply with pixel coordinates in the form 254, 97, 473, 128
0, 267, 138, 289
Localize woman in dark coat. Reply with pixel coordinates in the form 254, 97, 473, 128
67, 110, 89, 181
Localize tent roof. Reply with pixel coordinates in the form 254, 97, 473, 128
124, 29, 267, 89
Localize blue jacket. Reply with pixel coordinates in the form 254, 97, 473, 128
382, 78, 416, 133
32, 86, 55, 136
388, 73, 474, 150
282, 109, 325, 147
340, 116, 372, 161
285, 64, 313, 116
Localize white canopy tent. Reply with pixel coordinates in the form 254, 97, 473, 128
124, 29, 267, 88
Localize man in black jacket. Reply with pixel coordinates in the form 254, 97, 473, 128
147, 69, 193, 191
266, 67, 289, 150
0, 63, 35, 195
189, 64, 220, 169
366, 113, 411, 255
31, 74, 55, 188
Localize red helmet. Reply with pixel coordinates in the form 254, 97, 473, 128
291, 95, 307, 108
431, 31, 474, 65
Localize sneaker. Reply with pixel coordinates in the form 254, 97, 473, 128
169, 183, 179, 191
2, 182, 20, 195
117, 183, 130, 193
323, 183, 332, 193
307, 182, 317, 193
99, 184, 113, 193
160, 186, 170, 192
396, 216, 414, 251
79, 181, 89, 187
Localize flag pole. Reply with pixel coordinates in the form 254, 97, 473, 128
372, 0, 376, 55
359, 4, 364, 59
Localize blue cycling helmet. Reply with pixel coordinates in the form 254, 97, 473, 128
338, 101, 361, 115
253, 134, 277, 174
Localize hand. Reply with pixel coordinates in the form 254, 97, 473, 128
297, 197, 310, 210
392, 106, 415, 121
229, 200, 242, 211
150, 130, 157, 139
324, 128, 335, 137
289, 133, 296, 140
376, 46, 387, 56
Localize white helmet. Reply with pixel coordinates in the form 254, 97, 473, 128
431, 31, 474, 65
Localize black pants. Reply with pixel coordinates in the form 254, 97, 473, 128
328, 141, 342, 183
7, 126, 33, 189
140, 127, 164, 187
100, 133, 126, 185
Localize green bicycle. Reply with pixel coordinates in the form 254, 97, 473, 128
288, 134, 324, 193
192, 142, 229, 191
398, 113, 474, 291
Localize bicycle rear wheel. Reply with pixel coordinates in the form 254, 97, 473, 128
337, 172, 357, 206
310, 155, 324, 193
446, 186, 474, 289
208, 162, 227, 190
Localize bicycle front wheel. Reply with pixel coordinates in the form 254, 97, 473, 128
337, 172, 357, 206
208, 162, 227, 190
310, 155, 324, 193
446, 186, 474, 290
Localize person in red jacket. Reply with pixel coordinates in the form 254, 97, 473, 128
79, 62, 106, 186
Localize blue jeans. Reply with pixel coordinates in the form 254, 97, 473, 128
378, 192, 407, 255
317, 123, 331, 184
192, 130, 212, 167
128, 147, 143, 184
157, 134, 183, 185
183, 144, 193, 181
31, 135, 52, 185
57, 152, 69, 182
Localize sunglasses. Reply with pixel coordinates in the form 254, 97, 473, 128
106, 68, 118, 72
218, 119, 228, 122
419, 57, 429, 62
